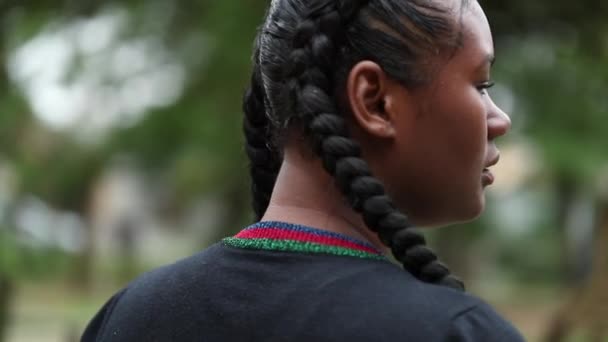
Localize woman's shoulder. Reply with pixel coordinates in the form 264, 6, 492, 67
329, 262, 526, 341
81, 243, 227, 341
445, 298, 527, 341
81, 243, 525, 341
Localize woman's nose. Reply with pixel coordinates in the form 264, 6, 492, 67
487, 98, 511, 140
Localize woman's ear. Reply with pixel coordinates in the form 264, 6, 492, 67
347, 61, 414, 139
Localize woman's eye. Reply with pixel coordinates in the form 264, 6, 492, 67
477, 81, 495, 95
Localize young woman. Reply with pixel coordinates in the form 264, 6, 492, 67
82, 0, 526, 340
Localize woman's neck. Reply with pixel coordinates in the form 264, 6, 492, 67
261, 145, 388, 253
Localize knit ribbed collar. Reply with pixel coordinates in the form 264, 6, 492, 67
223, 221, 386, 261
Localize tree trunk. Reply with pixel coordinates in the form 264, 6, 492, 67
214, 179, 251, 243
69, 186, 98, 291
0, 274, 14, 342
555, 176, 579, 285
544, 197, 608, 341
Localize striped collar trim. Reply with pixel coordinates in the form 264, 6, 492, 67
223, 221, 386, 261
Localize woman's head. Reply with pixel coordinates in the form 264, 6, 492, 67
243, 0, 510, 290
345, 1, 511, 227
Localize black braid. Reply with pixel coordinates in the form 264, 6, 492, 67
253, 0, 468, 291
243, 36, 281, 221
286, 1, 462, 290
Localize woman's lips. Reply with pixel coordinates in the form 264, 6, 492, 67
482, 168, 495, 187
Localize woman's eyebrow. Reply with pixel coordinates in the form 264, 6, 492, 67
476, 53, 495, 71
489, 54, 496, 66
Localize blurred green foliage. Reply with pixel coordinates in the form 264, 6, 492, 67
0, 228, 72, 281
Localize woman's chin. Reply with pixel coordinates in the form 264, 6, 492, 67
418, 198, 486, 228
457, 195, 486, 223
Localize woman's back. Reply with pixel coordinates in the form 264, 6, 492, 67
83, 222, 523, 341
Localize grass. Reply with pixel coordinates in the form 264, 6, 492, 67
6, 281, 117, 342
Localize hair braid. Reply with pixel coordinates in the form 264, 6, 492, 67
243, 37, 281, 221
282, 1, 465, 291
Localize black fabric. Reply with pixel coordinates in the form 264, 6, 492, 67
82, 243, 526, 341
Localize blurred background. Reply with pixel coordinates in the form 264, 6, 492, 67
0, 1, 606, 341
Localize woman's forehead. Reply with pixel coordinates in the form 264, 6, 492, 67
460, 2, 494, 60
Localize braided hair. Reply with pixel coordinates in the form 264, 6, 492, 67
243, 0, 468, 290
243, 35, 282, 221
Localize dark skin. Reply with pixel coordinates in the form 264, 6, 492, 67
263, 1, 510, 251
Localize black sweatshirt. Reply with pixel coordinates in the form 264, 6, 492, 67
82, 222, 526, 341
